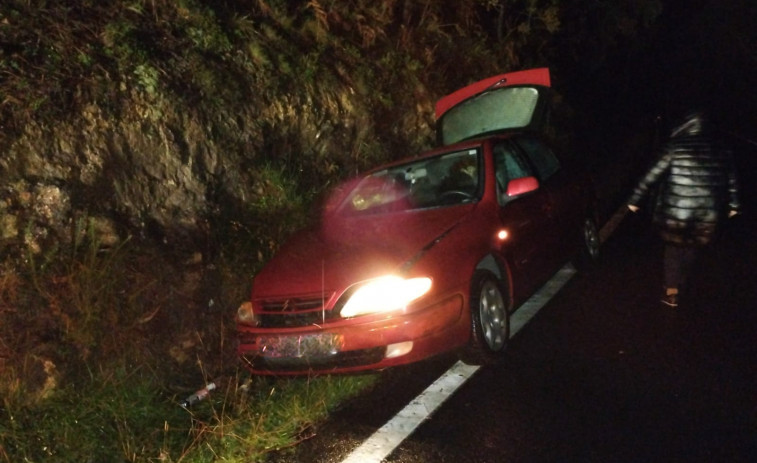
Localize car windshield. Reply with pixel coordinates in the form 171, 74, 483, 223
439, 86, 540, 145
339, 148, 481, 215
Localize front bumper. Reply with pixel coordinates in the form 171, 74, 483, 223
237, 294, 466, 374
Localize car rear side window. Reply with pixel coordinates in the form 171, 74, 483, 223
516, 136, 560, 181
494, 141, 533, 204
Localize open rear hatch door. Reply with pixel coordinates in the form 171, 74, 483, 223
435, 67, 551, 146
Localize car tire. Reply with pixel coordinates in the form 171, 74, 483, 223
461, 270, 510, 365
573, 214, 600, 271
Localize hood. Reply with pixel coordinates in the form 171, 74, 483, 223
251, 205, 474, 299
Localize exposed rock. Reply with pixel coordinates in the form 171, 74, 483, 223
0, 66, 432, 262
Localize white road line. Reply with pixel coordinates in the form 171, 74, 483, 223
600, 206, 629, 244
340, 206, 626, 463
340, 360, 479, 463
509, 264, 576, 335
341, 265, 576, 463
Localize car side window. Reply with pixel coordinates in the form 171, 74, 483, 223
494, 141, 533, 204
516, 136, 560, 181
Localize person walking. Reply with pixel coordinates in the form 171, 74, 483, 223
627, 110, 741, 308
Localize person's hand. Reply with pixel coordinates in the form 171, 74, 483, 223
728, 209, 739, 218
627, 204, 640, 213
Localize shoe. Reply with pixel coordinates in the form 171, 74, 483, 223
661, 293, 678, 307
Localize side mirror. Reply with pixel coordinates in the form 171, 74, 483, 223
505, 176, 539, 197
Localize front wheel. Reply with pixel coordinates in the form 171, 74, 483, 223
461, 271, 510, 365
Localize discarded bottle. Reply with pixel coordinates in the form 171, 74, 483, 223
180, 382, 217, 408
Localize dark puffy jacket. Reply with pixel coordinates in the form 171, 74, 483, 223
628, 113, 740, 246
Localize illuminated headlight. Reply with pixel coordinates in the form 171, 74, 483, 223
236, 301, 259, 326
341, 276, 432, 318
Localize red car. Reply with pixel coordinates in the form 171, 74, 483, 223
237, 68, 600, 375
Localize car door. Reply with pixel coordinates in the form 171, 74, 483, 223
513, 135, 584, 268
493, 140, 557, 299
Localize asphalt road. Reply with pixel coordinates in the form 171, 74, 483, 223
379, 208, 757, 463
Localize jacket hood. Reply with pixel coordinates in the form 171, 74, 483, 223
251, 205, 474, 299
670, 110, 708, 137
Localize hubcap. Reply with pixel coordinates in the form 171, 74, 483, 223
479, 280, 507, 351
584, 218, 600, 259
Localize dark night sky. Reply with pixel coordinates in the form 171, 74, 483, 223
635, 0, 755, 130
564, 0, 756, 150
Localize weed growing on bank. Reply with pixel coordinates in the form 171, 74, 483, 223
0, 218, 378, 462
0, 367, 376, 462
174, 373, 377, 462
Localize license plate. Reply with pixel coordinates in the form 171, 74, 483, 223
256, 333, 344, 358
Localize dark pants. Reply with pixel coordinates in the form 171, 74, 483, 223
664, 244, 698, 290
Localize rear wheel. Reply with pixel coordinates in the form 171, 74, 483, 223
461, 271, 510, 365
574, 215, 600, 271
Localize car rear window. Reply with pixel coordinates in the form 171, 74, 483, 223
439, 87, 541, 145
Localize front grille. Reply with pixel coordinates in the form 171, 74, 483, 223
255, 294, 339, 328
260, 297, 325, 312
259, 311, 334, 328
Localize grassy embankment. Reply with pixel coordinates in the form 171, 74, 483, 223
0, 216, 379, 462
